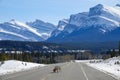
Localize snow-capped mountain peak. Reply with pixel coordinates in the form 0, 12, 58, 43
69, 12, 88, 27
1, 4, 120, 43
47, 4, 120, 43
116, 4, 120, 7
9, 19, 16, 24
57, 19, 69, 31
26, 19, 56, 39
0, 19, 57, 41
0, 19, 56, 41
8, 19, 42, 37
9, 19, 29, 28
89, 4, 120, 21
89, 4, 105, 16
50, 19, 69, 37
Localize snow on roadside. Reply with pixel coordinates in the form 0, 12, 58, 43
75, 60, 90, 63
75, 59, 103, 63
0, 60, 46, 75
87, 56, 120, 79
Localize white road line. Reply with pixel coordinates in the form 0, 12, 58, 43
80, 64, 89, 80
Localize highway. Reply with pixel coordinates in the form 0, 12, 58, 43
0, 62, 116, 80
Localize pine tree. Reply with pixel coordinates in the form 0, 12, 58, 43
111, 49, 116, 57
14, 53, 18, 60
1, 53, 8, 61
119, 41, 120, 56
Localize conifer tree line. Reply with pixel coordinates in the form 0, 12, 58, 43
102, 42, 120, 59
0, 52, 32, 62
0, 51, 74, 64
0, 42, 120, 64
110, 41, 120, 57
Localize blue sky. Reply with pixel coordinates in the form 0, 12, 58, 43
0, 0, 119, 24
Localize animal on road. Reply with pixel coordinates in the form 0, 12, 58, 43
53, 66, 61, 73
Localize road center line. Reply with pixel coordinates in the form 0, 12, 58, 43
79, 64, 89, 80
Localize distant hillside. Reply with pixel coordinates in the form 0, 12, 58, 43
0, 41, 118, 53
60, 42, 119, 51
0, 40, 65, 52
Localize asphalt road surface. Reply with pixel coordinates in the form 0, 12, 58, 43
0, 62, 117, 80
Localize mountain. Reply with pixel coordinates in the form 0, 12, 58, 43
0, 19, 49, 41
0, 19, 56, 41
50, 19, 69, 37
26, 19, 56, 39
47, 4, 120, 43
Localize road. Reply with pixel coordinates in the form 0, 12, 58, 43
0, 62, 116, 80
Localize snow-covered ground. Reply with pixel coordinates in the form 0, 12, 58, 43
75, 59, 102, 63
0, 60, 46, 75
86, 56, 120, 79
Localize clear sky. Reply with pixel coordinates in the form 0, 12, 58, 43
0, 0, 119, 25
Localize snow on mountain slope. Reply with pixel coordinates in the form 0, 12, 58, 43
26, 19, 56, 39
50, 19, 69, 37
116, 4, 120, 7
0, 29, 28, 40
9, 20, 42, 37
0, 60, 46, 75
89, 4, 120, 22
69, 12, 88, 27
70, 4, 120, 30
47, 4, 120, 43
87, 57, 120, 79
57, 19, 68, 31
80, 15, 120, 32
1, 4, 120, 42
0, 20, 46, 41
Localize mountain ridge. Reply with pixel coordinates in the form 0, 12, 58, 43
47, 4, 120, 43
0, 4, 120, 44
0, 19, 56, 41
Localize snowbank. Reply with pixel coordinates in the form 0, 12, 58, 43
0, 60, 46, 75
87, 56, 120, 79
75, 60, 90, 63
75, 59, 103, 63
